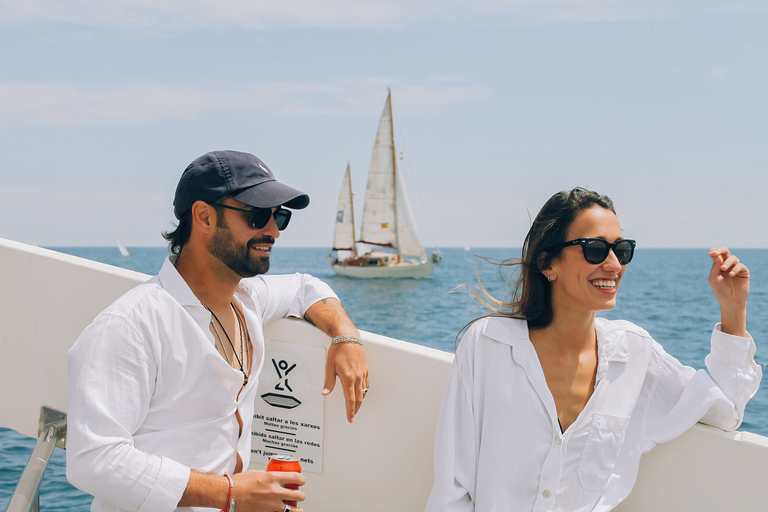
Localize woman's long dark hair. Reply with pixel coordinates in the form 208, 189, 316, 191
468, 187, 616, 331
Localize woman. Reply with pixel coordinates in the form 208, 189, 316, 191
425, 188, 761, 512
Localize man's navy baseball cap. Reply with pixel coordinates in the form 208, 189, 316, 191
173, 150, 310, 219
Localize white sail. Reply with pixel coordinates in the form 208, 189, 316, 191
117, 240, 131, 257
333, 163, 356, 251
394, 161, 427, 259
359, 92, 398, 249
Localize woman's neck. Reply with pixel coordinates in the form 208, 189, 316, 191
532, 309, 597, 354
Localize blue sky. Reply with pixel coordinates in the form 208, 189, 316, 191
1, 1, 766, 248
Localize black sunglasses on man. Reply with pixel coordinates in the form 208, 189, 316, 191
210, 202, 292, 231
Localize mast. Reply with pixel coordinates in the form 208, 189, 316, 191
349, 163, 357, 251
388, 89, 400, 257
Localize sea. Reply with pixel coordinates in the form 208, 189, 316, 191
1, 246, 767, 511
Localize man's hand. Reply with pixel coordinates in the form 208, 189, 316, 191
180, 469, 305, 511
323, 340, 369, 423
304, 297, 369, 423
233, 470, 305, 512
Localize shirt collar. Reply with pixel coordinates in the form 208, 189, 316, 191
156, 254, 255, 315
157, 255, 201, 307
595, 317, 630, 363
595, 317, 630, 380
481, 316, 536, 368
480, 315, 630, 372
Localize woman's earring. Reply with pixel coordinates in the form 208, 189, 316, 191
548, 274, 556, 282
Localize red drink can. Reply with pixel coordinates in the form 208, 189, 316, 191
266, 455, 302, 507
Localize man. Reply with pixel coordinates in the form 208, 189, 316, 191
66, 150, 368, 512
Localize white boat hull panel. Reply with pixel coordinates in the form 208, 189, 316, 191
2, 236, 768, 511
0, 238, 146, 438
257, 318, 451, 510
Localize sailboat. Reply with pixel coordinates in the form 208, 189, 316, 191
331, 90, 434, 278
117, 240, 131, 257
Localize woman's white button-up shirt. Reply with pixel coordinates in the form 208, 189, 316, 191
425, 316, 761, 512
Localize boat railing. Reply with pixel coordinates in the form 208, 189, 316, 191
4, 407, 67, 512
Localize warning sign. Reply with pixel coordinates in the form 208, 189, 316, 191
251, 340, 325, 473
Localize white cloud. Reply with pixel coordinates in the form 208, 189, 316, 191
0, 79, 489, 127
1, 0, 765, 30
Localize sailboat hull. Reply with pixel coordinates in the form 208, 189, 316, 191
332, 259, 433, 279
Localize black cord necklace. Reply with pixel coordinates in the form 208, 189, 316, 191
203, 303, 250, 385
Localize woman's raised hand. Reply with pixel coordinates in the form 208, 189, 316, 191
708, 247, 750, 337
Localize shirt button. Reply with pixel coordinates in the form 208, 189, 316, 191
542, 490, 552, 498
555, 436, 562, 445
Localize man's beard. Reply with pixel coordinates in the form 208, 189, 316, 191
208, 226, 273, 278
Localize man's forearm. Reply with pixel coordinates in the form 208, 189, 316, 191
303, 297, 359, 338
178, 471, 229, 509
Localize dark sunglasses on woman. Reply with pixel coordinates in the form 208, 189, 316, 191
545, 238, 637, 265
